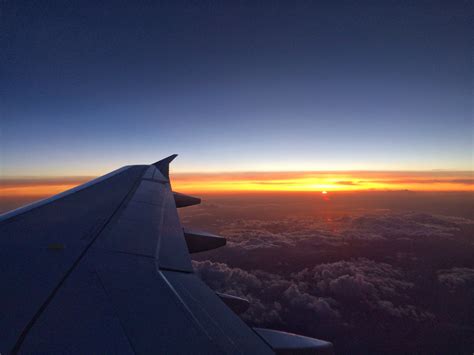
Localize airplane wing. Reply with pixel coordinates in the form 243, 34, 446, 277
0, 155, 333, 354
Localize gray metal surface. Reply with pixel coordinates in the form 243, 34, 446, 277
0, 165, 145, 352
94, 168, 193, 272
18, 251, 135, 354
0, 158, 275, 354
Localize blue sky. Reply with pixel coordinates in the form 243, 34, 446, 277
2, 0, 472, 176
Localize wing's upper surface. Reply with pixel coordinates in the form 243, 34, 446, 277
0, 156, 333, 354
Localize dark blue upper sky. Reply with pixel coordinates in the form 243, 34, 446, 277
2, 0, 472, 175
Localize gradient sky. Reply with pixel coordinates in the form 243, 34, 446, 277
2, 0, 472, 178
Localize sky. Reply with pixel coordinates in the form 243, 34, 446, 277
1, 0, 472, 193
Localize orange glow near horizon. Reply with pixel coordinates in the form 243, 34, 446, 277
0, 184, 81, 198
1, 171, 472, 200
0, 177, 93, 198
170, 171, 473, 193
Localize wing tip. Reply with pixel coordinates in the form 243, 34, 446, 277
153, 154, 178, 179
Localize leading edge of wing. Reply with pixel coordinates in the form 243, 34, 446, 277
0, 166, 133, 224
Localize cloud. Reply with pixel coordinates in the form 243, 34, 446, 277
370, 179, 474, 185
186, 202, 472, 352
218, 218, 346, 250
192, 260, 340, 326
282, 284, 340, 320
334, 181, 360, 185
224, 227, 296, 250
212, 212, 473, 252
193, 257, 434, 334
193, 260, 263, 294
341, 212, 473, 241
192, 260, 289, 324
437, 267, 474, 291
294, 258, 433, 321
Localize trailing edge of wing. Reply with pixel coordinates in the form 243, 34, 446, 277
153, 154, 178, 179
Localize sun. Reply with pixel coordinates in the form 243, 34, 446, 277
321, 191, 328, 194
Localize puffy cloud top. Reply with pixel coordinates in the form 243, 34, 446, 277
437, 267, 474, 291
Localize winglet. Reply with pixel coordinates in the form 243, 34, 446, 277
153, 154, 178, 179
